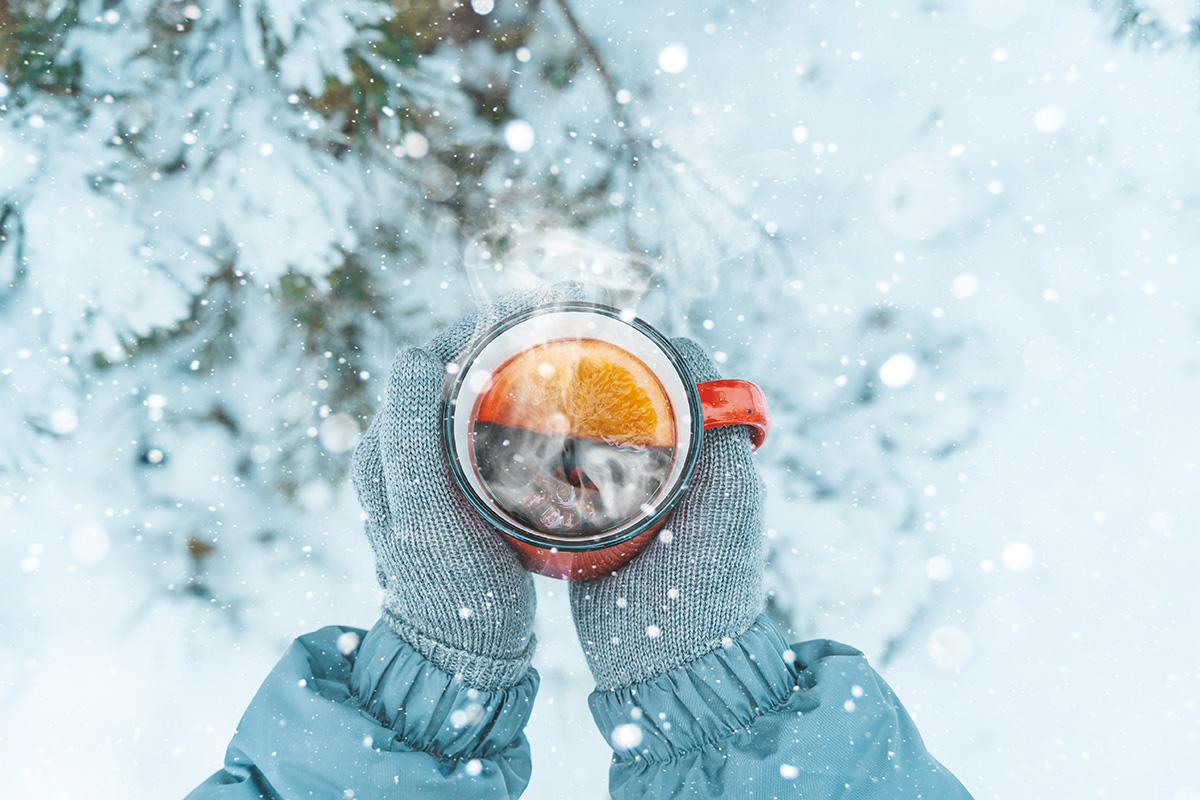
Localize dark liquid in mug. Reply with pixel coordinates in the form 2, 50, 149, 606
471, 420, 674, 537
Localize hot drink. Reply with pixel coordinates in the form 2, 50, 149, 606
470, 420, 673, 535
444, 301, 768, 579
467, 338, 678, 537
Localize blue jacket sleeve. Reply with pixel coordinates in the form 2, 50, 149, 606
589, 615, 974, 799
185, 619, 539, 800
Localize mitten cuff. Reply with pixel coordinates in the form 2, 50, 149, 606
382, 606, 537, 691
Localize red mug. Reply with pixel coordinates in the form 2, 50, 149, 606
444, 302, 768, 580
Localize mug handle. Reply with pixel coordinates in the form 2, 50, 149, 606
697, 380, 769, 450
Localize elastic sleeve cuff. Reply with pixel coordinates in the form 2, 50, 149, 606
588, 615, 858, 762
351, 618, 539, 761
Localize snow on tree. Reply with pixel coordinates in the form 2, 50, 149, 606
2, 0, 1000, 662
1101, 0, 1200, 51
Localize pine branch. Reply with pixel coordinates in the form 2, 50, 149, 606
1101, 0, 1200, 51
548, 0, 623, 115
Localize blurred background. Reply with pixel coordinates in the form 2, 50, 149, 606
2, 0, 1198, 797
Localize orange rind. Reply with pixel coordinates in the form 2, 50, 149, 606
475, 339, 674, 448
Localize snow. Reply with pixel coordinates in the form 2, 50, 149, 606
3, 1, 1200, 798
657, 44, 689, 75
505, 120, 537, 153
609, 723, 643, 751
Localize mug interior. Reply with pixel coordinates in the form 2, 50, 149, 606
446, 305, 699, 552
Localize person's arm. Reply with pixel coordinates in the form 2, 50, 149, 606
570, 338, 974, 799
186, 619, 538, 800
189, 284, 591, 799
589, 615, 972, 799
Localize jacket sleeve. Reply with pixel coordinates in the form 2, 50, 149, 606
185, 618, 539, 800
588, 615, 974, 799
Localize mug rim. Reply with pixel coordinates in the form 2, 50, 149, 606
443, 301, 704, 553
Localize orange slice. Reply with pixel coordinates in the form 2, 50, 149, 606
475, 339, 674, 448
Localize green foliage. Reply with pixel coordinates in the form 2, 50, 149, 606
305, 0, 543, 145
0, 0, 82, 95
280, 272, 317, 303
541, 52, 582, 89
0, 0, 768, 619
368, 29, 420, 70
1102, 1, 1200, 51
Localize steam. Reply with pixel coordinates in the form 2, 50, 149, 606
472, 421, 673, 536
462, 212, 658, 311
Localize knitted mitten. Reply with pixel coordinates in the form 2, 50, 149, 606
569, 337, 766, 690
351, 282, 585, 689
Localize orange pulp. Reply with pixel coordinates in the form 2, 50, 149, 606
474, 339, 674, 448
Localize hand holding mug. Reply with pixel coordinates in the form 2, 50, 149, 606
444, 302, 768, 580
349, 282, 589, 689
568, 338, 768, 689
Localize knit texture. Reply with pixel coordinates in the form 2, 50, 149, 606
351, 282, 585, 690
569, 337, 767, 690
